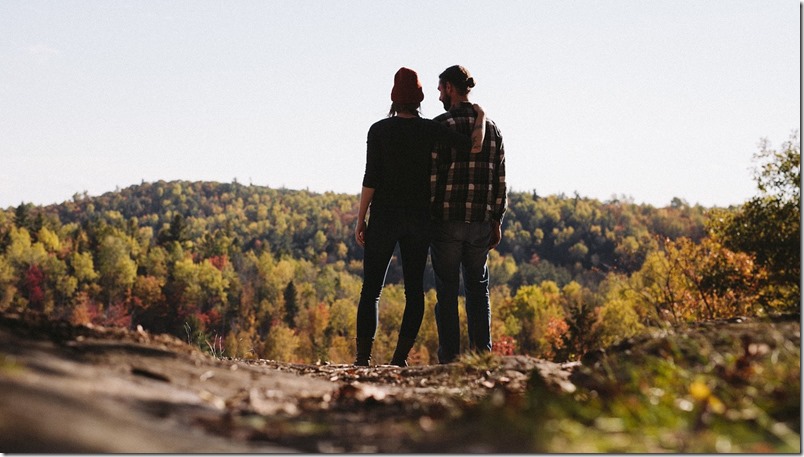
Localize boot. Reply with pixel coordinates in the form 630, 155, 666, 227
390, 336, 416, 367
354, 337, 373, 367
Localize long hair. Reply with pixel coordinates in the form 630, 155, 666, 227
388, 102, 421, 117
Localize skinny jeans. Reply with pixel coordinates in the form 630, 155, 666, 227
430, 220, 492, 363
356, 207, 430, 341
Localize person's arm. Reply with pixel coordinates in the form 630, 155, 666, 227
489, 132, 507, 249
357, 125, 381, 248
355, 186, 375, 248
436, 124, 472, 151
434, 105, 486, 153
471, 104, 486, 154
489, 220, 502, 250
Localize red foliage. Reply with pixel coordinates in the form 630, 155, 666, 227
192, 308, 222, 329
194, 311, 211, 327
492, 335, 517, 356
101, 302, 132, 328
25, 264, 46, 307
204, 308, 222, 329
73, 299, 132, 329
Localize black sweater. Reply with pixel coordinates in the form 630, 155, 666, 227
362, 116, 471, 210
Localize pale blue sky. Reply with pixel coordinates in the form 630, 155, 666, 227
0, 0, 799, 209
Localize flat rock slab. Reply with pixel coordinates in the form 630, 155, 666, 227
0, 312, 574, 453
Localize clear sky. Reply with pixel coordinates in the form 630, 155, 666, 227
0, 0, 799, 209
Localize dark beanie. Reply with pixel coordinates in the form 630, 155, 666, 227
391, 67, 424, 104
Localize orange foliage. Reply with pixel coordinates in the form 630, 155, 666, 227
541, 317, 569, 360
663, 237, 765, 321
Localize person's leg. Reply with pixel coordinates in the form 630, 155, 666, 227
391, 211, 431, 367
462, 221, 493, 353
396, 213, 430, 341
355, 211, 398, 364
430, 220, 464, 363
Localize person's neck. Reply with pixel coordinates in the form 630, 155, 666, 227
450, 96, 470, 110
396, 112, 417, 118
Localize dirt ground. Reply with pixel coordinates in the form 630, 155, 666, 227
0, 311, 578, 453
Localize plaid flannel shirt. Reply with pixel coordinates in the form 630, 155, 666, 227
430, 102, 507, 223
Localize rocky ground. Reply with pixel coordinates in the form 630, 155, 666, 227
0, 311, 799, 453
0, 311, 577, 453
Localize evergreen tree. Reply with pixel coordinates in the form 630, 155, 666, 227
284, 280, 298, 329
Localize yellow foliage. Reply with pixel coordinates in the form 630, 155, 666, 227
263, 323, 300, 362
37, 227, 61, 253
632, 237, 766, 323
593, 281, 645, 349
328, 298, 356, 340
327, 335, 353, 364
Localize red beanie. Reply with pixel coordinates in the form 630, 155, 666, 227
391, 67, 424, 104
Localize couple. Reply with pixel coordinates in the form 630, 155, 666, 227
354, 65, 507, 367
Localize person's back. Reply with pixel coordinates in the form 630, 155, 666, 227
365, 116, 460, 211
429, 65, 507, 363
431, 103, 505, 223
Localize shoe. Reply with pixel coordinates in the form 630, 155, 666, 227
354, 337, 373, 367
390, 336, 416, 367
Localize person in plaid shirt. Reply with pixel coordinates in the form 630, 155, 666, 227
430, 65, 507, 363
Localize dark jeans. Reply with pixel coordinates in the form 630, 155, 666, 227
356, 207, 431, 341
431, 220, 492, 363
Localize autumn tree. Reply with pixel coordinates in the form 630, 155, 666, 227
558, 281, 600, 360
262, 322, 300, 362
622, 237, 765, 324
592, 273, 646, 348
97, 233, 137, 308
326, 297, 357, 363
709, 132, 800, 312
500, 281, 568, 359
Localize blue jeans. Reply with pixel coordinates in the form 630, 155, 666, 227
356, 207, 431, 341
430, 220, 492, 363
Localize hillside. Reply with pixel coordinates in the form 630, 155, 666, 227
1, 180, 729, 365
12, 179, 711, 276
0, 310, 798, 453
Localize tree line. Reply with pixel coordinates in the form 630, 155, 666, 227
0, 134, 798, 363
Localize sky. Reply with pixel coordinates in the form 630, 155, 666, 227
0, 0, 800, 210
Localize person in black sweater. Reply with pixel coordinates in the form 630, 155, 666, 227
354, 67, 485, 367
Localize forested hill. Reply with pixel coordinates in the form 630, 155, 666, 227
16, 179, 710, 277
0, 167, 798, 365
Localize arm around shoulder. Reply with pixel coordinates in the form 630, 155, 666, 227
471, 104, 486, 153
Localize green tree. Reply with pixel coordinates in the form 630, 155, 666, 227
13, 203, 34, 231
327, 297, 357, 363
488, 250, 517, 286
709, 132, 800, 311
283, 280, 298, 328
0, 255, 16, 309
592, 275, 645, 348
505, 281, 567, 359
97, 234, 137, 307
559, 281, 600, 360
71, 252, 99, 284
